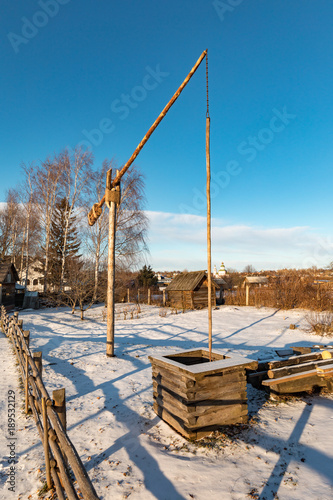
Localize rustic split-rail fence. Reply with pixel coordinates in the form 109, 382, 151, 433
0, 305, 99, 500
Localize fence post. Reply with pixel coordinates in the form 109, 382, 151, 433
163, 289, 166, 306
246, 284, 249, 306
33, 352, 43, 377
25, 354, 29, 414
148, 288, 151, 305
42, 397, 52, 490
138, 288, 140, 304
23, 330, 30, 348
127, 288, 130, 303
53, 388, 66, 431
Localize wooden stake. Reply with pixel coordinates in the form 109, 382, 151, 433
42, 397, 52, 490
25, 354, 29, 414
206, 115, 212, 361
127, 288, 130, 303
53, 388, 66, 431
148, 288, 151, 305
106, 182, 117, 358
33, 351, 43, 377
246, 284, 249, 306
163, 289, 166, 306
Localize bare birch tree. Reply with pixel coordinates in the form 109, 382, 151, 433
57, 147, 93, 290
32, 154, 64, 292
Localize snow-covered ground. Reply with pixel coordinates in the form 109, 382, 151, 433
1, 304, 333, 500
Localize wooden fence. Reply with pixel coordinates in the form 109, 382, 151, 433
0, 305, 99, 500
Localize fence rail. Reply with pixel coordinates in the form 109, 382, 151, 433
0, 305, 99, 500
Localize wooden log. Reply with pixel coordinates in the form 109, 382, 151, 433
28, 394, 44, 442
153, 367, 195, 388
316, 364, 333, 376
53, 388, 66, 431
163, 289, 166, 306
23, 330, 30, 348
267, 350, 333, 370
148, 288, 151, 305
153, 403, 197, 439
247, 370, 269, 388
25, 354, 29, 414
51, 467, 66, 500
154, 395, 197, 425
47, 432, 79, 500
46, 406, 99, 500
127, 288, 130, 303
262, 368, 327, 393
29, 375, 42, 413
267, 358, 333, 379
42, 398, 52, 490
33, 351, 43, 377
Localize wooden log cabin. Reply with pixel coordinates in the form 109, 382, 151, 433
165, 270, 219, 309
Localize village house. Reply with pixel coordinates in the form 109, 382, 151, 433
165, 270, 221, 309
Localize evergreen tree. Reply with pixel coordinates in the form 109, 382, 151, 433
136, 265, 157, 288
48, 198, 81, 289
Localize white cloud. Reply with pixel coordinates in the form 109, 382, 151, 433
145, 211, 333, 271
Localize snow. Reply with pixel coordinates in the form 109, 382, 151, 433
1, 304, 333, 500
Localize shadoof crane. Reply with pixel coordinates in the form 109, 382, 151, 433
87, 49, 213, 360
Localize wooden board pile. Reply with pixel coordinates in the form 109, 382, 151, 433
149, 349, 257, 439
248, 347, 333, 398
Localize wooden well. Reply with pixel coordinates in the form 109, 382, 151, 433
148, 349, 258, 439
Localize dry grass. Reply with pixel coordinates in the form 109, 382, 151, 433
304, 311, 333, 336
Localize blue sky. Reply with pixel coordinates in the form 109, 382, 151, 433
1, 1, 333, 271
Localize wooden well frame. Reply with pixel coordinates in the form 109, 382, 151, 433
149, 349, 258, 439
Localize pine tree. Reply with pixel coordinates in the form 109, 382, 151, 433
48, 198, 81, 290
136, 265, 157, 288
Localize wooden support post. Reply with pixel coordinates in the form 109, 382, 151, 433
25, 354, 29, 414
246, 284, 249, 306
33, 351, 43, 377
163, 289, 166, 306
138, 289, 140, 304
42, 397, 52, 490
18, 319, 23, 330
148, 288, 151, 305
53, 388, 66, 431
206, 114, 212, 360
23, 330, 30, 348
127, 288, 130, 303
106, 177, 118, 357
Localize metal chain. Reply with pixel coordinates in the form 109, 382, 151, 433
206, 50, 209, 118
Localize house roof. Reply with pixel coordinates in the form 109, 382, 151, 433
166, 271, 219, 291
0, 261, 19, 284
243, 276, 269, 285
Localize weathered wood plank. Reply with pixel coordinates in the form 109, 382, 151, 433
267, 358, 333, 379
267, 350, 333, 370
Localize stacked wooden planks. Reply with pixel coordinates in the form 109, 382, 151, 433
258, 349, 333, 396
149, 349, 257, 439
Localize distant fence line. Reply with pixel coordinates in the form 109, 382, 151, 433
0, 305, 99, 500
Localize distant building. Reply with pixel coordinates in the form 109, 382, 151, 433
166, 270, 219, 309
0, 260, 19, 308
213, 262, 227, 277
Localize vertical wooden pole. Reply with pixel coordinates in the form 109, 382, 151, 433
138, 289, 140, 304
246, 284, 249, 306
163, 289, 166, 306
23, 330, 30, 348
106, 199, 117, 357
42, 397, 52, 490
206, 114, 212, 361
148, 288, 151, 305
127, 288, 130, 303
33, 352, 43, 377
53, 388, 66, 431
25, 354, 29, 414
